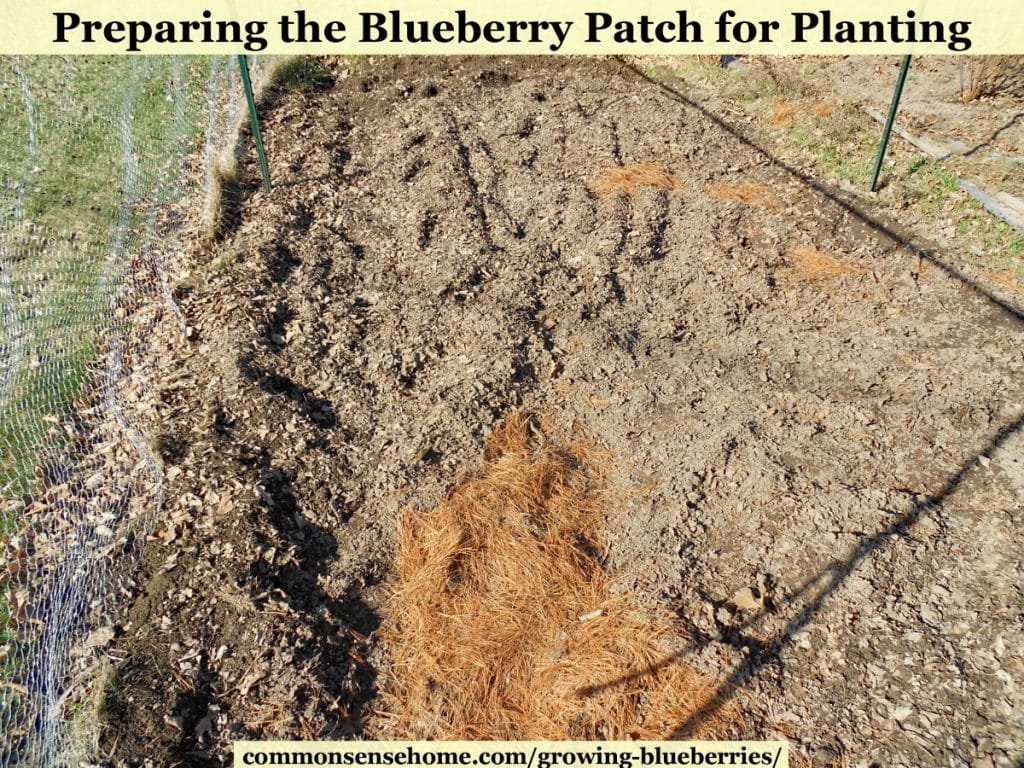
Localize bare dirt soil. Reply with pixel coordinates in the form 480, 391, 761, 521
96, 57, 1024, 768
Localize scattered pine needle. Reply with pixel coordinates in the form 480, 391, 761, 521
768, 101, 834, 125
768, 101, 797, 126
780, 246, 862, 282
708, 182, 780, 210
983, 268, 1022, 294
591, 162, 683, 198
374, 413, 738, 740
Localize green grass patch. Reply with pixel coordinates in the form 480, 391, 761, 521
898, 156, 962, 216
1, 56, 213, 491
1, 338, 96, 495
1, 58, 213, 235
647, 56, 784, 105
275, 56, 334, 95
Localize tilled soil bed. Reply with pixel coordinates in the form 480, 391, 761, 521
98, 57, 1024, 768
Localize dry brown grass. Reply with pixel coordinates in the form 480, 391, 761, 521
959, 56, 1021, 102
709, 182, 780, 210
779, 246, 863, 283
591, 162, 683, 198
374, 413, 737, 739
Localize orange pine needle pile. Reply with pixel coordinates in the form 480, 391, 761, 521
590, 162, 683, 198
708, 182, 780, 210
374, 413, 736, 740
768, 101, 797, 126
781, 246, 863, 282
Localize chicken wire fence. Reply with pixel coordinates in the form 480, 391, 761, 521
0, 54, 271, 767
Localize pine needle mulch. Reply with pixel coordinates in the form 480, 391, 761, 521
373, 413, 738, 740
591, 163, 684, 198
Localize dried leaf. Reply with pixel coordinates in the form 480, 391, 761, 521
729, 587, 763, 612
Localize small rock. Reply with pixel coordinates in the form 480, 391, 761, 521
920, 604, 941, 626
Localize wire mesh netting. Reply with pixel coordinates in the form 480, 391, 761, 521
0, 54, 269, 767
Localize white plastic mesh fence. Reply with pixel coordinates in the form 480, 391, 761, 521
0, 54, 269, 767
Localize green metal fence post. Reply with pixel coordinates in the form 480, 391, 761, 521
238, 54, 272, 193
869, 55, 912, 193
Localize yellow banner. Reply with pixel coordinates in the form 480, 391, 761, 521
2, 0, 1020, 55
232, 742, 790, 768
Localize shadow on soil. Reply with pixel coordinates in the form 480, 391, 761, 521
962, 111, 1024, 158
671, 413, 1022, 737
244, 444, 380, 735
578, 411, 1024, 738
231, 180, 375, 735
236, 223, 339, 431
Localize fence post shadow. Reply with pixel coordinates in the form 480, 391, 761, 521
577, 413, 1022, 736
665, 411, 1024, 737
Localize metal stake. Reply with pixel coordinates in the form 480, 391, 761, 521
870, 55, 912, 192
238, 55, 271, 193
